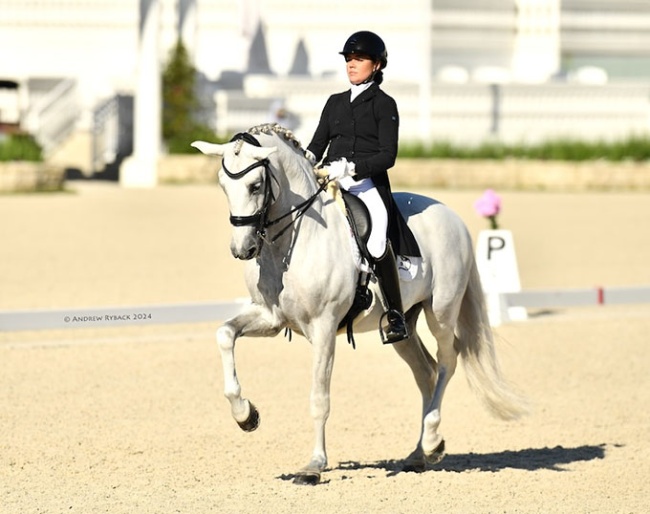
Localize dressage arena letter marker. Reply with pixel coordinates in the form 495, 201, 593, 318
487, 235, 506, 260
476, 229, 528, 325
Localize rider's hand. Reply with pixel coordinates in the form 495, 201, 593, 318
325, 159, 354, 180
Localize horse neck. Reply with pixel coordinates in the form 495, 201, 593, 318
265, 146, 346, 253
270, 146, 319, 215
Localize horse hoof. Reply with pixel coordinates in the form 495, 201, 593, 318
402, 459, 426, 473
236, 402, 260, 432
293, 471, 321, 486
424, 439, 446, 465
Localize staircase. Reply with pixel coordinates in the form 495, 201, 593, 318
23, 78, 81, 156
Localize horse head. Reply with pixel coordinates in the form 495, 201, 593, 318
191, 138, 277, 260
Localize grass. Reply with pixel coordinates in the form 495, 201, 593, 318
398, 136, 650, 162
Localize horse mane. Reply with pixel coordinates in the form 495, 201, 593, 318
246, 123, 346, 213
243, 122, 348, 211
246, 123, 305, 152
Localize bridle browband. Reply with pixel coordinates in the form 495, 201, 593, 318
223, 132, 329, 246
222, 133, 273, 229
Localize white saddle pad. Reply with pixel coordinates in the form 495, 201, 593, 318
397, 255, 421, 281
348, 232, 420, 281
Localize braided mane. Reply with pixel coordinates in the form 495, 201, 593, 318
245, 122, 336, 203
247, 123, 304, 152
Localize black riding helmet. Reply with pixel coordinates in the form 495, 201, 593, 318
339, 31, 388, 70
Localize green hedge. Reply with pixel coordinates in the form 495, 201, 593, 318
398, 136, 650, 162
0, 134, 43, 162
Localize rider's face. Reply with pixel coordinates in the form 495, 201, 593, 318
345, 53, 378, 85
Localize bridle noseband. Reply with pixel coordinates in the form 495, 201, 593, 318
223, 132, 329, 247
223, 157, 273, 229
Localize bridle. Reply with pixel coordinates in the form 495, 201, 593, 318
222, 132, 329, 246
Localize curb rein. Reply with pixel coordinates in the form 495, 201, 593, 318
222, 133, 329, 246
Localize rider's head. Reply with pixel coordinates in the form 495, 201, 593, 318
339, 31, 387, 85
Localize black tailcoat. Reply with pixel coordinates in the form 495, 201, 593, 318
307, 83, 421, 258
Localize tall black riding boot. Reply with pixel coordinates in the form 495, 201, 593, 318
373, 242, 409, 344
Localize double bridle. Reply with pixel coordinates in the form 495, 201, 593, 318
222, 132, 329, 246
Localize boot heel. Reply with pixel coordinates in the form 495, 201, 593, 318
373, 242, 408, 344
379, 310, 409, 344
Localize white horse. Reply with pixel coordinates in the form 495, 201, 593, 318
192, 124, 527, 485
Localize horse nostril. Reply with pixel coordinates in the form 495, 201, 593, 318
233, 246, 258, 260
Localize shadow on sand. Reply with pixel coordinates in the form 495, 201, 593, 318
350, 444, 609, 476
278, 443, 612, 482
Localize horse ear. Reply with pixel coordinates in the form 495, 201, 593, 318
250, 146, 277, 160
191, 140, 227, 156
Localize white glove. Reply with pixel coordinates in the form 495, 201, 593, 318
325, 159, 355, 180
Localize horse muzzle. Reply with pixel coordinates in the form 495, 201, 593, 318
231, 244, 259, 260
230, 232, 261, 260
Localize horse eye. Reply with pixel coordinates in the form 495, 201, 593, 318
249, 182, 262, 194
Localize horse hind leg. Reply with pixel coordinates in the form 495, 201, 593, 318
389, 305, 440, 472
419, 304, 460, 466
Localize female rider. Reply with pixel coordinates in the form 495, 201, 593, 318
305, 30, 420, 344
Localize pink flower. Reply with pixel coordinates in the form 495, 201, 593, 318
474, 189, 501, 229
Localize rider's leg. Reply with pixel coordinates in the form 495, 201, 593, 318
345, 179, 388, 258
372, 240, 408, 343
348, 182, 408, 344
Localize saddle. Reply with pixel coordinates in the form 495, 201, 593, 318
341, 191, 373, 263
338, 190, 374, 348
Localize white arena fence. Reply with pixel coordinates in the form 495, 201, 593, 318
218, 77, 650, 147
1, 286, 650, 332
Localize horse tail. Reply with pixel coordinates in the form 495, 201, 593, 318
455, 259, 529, 420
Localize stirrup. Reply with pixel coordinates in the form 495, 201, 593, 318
379, 309, 409, 344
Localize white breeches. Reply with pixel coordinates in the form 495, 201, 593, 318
339, 176, 387, 259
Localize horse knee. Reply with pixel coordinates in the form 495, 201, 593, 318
216, 325, 235, 351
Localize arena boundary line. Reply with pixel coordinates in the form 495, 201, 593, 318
1, 286, 649, 332
0, 300, 248, 332
505, 286, 650, 309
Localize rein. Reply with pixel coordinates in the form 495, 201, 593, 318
223, 132, 329, 245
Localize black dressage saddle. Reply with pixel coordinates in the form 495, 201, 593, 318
341, 190, 372, 263
338, 190, 374, 348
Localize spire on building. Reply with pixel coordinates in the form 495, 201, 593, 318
289, 38, 309, 76
247, 22, 272, 74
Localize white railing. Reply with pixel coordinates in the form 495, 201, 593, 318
92, 96, 120, 173
495, 83, 650, 144
22, 78, 80, 155
214, 90, 278, 139
213, 78, 650, 147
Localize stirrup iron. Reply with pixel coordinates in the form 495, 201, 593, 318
379, 309, 409, 344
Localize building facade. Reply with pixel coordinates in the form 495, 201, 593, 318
1, 0, 649, 174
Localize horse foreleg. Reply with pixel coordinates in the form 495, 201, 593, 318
216, 304, 281, 431
293, 325, 337, 486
